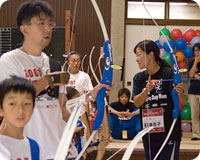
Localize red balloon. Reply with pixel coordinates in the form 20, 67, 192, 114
196, 30, 200, 36
179, 61, 187, 69
180, 104, 185, 112
183, 29, 197, 42
171, 29, 183, 41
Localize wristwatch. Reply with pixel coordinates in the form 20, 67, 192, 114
87, 92, 96, 102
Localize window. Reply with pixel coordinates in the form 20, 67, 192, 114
169, 3, 200, 20
127, 2, 165, 19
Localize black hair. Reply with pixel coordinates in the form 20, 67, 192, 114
193, 42, 200, 52
0, 76, 36, 109
63, 51, 81, 71
16, 0, 54, 39
66, 51, 81, 61
134, 40, 171, 68
66, 86, 80, 100
118, 88, 131, 100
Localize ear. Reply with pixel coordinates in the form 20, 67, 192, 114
19, 25, 29, 36
149, 51, 154, 58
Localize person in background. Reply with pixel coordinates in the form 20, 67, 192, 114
108, 88, 140, 140
63, 51, 93, 95
132, 40, 187, 160
0, 76, 45, 159
62, 51, 94, 157
188, 42, 200, 141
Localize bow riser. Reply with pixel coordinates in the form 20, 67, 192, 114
92, 40, 113, 131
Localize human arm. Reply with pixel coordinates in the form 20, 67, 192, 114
85, 83, 113, 103
134, 76, 155, 107
124, 109, 140, 119
108, 105, 126, 118
32, 76, 49, 96
189, 57, 200, 78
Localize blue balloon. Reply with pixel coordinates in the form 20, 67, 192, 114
191, 36, 200, 47
155, 40, 163, 49
183, 47, 194, 58
163, 40, 175, 52
175, 38, 187, 50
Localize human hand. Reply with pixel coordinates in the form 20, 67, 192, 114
90, 83, 114, 100
173, 83, 184, 95
117, 112, 126, 118
145, 76, 155, 93
124, 112, 135, 119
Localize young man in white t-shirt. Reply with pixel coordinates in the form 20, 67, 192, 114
0, 76, 45, 159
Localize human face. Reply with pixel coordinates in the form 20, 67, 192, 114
119, 94, 129, 105
194, 46, 200, 58
135, 47, 151, 69
0, 91, 34, 131
25, 12, 54, 49
68, 54, 81, 74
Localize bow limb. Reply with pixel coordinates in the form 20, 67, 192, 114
89, 46, 100, 84
91, 0, 109, 41
54, 95, 85, 160
121, 127, 154, 160
81, 54, 87, 72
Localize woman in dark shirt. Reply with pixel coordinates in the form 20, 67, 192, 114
132, 40, 187, 160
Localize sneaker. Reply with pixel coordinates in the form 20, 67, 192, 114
191, 137, 200, 140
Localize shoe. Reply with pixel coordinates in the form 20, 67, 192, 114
191, 137, 200, 140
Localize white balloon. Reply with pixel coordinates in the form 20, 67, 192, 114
0, 0, 8, 8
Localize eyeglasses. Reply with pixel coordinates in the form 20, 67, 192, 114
28, 20, 56, 29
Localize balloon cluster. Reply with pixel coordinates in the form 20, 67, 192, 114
180, 98, 192, 132
155, 28, 200, 70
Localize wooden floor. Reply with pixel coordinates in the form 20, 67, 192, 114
105, 132, 200, 160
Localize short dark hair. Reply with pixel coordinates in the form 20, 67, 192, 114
0, 76, 36, 109
66, 51, 81, 61
66, 86, 79, 100
16, 0, 54, 39
118, 88, 131, 100
193, 42, 200, 52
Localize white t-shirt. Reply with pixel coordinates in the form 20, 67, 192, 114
67, 70, 93, 94
0, 49, 66, 159
0, 134, 45, 159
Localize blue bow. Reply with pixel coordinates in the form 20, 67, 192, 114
92, 40, 113, 130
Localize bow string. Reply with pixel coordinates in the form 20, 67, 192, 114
141, 1, 181, 159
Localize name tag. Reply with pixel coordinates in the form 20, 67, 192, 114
122, 130, 128, 139
142, 108, 165, 133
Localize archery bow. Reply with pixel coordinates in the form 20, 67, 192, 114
75, 0, 113, 159
141, 1, 181, 159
